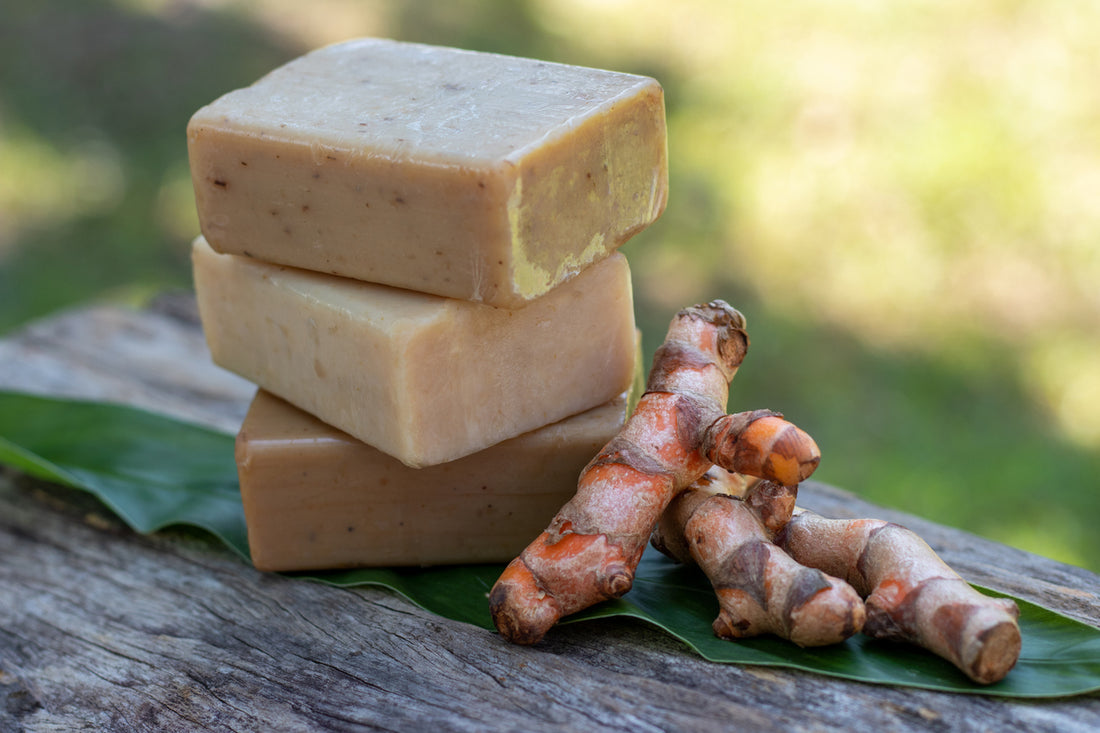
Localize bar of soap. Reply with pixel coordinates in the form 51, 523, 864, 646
187, 37, 667, 307
236, 389, 629, 570
192, 236, 636, 467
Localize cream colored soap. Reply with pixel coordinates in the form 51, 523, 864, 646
236, 389, 628, 570
187, 37, 667, 307
192, 237, 636, 467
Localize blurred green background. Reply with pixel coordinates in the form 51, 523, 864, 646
2, 0, 1098, 570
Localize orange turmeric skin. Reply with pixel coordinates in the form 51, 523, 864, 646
777, 511, 1021, 684
703, 412, 820, 489
653, 468, 865, 647
489, 301, 821, 645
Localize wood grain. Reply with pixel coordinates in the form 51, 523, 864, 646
2, 296, 1098, 731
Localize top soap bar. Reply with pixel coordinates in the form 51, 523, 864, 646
188, 38, 668, 307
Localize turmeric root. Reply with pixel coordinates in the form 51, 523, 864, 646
489, 301, 821, 645
703, 412, 821, 489
776, 510, 1022, 684
652, 468, 865, 647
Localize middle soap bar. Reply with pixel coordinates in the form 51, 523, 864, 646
192, 237, 636, 467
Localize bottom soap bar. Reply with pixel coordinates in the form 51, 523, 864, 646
236, 389, 629, 571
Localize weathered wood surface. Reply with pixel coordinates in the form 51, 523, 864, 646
2, 296, 1099, 732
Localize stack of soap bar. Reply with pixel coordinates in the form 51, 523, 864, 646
188, 37, 668, 307
188, 38, 667, 568
237, 389, 631, 570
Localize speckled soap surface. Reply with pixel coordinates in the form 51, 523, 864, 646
188, 37, 667, 307
236, 389, 630, 570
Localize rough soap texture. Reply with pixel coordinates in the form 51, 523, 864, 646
187, 37, 667, 306
236, 389, 630, 570
192, 237, 636, 467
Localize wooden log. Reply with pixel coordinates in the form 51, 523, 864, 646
1, 296, 1099, 731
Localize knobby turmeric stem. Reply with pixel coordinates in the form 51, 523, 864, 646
776, 510, 1022, 684
489, 301, 827, 645
653, 469, 865, 647
490, 301, 750, 645
703, 412, 821, 488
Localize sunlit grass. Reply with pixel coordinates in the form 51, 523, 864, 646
536, 0, 1100, 568
539, 0, 1100, 460
128, 0, 389, 49
1, 0, 1097, 569
154, 164, 202, 243
1028, 338, 1100, 449
0, 123, 126, 255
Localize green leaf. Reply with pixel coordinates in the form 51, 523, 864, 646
0, 391, 250, 561
2, 389, 1099, 698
